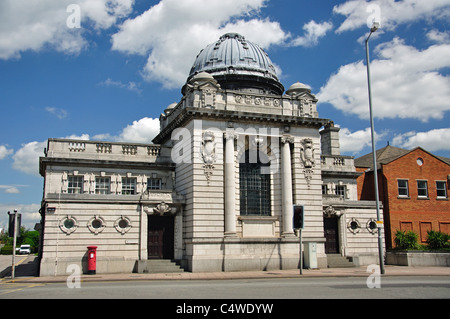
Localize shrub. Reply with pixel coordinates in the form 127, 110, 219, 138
426, 230, 450, 250
0, 245, 13, 255
394, 230, 420, 250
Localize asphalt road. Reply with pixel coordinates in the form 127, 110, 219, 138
1, 275, 450, 299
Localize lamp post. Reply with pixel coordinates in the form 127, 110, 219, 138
365, 22, 385, 275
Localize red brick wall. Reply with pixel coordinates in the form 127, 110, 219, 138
356, 149, 450, 248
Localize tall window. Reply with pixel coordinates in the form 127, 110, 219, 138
239, 150, 271, 216
122, 178, 137, 195
147, 178, 162, 190
335, 185, 346, 197
68, 176, 83, 194
95, 177, 110, 194
436, 181, 448, 198
397, 179, 409, 197
417, 180, 428, 198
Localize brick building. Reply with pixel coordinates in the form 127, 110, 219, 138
355, 145, 450, 248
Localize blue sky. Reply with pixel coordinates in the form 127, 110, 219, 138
0, 0, 449, 229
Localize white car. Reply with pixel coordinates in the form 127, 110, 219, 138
18, 245, 31, 255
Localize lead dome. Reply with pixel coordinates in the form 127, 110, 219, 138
185, 33, 284, 95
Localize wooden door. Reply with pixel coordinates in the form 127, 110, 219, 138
148, 216, 174, 259
148, 229, 164, 259
324, 217, 339, 254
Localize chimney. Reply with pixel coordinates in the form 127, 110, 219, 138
320, 121, 340, 156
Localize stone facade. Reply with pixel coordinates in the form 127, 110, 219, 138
38, 33, 383, 275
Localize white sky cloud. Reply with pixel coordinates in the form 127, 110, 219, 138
99, 78, 142, 94
12, 118, 160, 176
338, 127, 386, 154
12, 141, 47, 176
0, 145, 13, 160
0, 185, 20, 194
333, 0, 450, 33
45, 107, 68, 119
0, 203, 41, 230
111, 0, 288, 88
317, 37, 450, 121
392, 128, 450, 152
0, 0, 134, 59
290, 20, 333, 47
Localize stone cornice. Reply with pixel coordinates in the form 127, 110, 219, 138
154, 107, 329, 144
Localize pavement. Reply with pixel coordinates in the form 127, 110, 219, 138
1, 255, 449, 284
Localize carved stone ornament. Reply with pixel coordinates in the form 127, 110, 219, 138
323, 205, 342, 218
201, 131, 217, 183
300, 138, 315, 188
152, 202, 173, 215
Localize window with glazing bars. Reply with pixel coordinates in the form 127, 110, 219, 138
95, 177, 110, 194
239, 150, 271, 216
68, 176, 83, 194
122, 178, 136, 195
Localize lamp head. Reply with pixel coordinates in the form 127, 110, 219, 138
370, 22, 380, 33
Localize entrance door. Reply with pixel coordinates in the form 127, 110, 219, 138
324, 217, 339, 254
148, 216, 174, 259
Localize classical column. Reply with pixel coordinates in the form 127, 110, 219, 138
224, 131, 237, 237
281, 135, 295, 237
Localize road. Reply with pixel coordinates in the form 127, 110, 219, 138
1, 275, 449, 299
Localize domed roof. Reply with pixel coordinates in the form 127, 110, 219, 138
186, 33, 284, 94
286, 82, 311, 95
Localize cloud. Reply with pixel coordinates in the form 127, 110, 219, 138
0, 185, 21, 194
12, 117, 160, 176
290, 20, 333, 47
427, 29, 450, 44
392, 128, 450, 152
0, 0, 134, 59
93, 117, 160, 143
317, 38, 450, 121
45, 107, 68, 119
111, 0, 289, 88
99, 78, 142, 93
333, 0, 450, 33
0, 203, 41, 230
0, 145, 13, 160
12, 141, 47, 176
338, 127, 385, 155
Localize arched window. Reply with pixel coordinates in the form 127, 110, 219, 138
239, 149, 271, 216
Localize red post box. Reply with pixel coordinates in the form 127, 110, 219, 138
87, 246, 97, 275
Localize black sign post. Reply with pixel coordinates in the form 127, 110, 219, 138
293, 205, 304, 275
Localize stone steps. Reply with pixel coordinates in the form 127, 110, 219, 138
327, 254, 355, 268
135, 260, 185, 274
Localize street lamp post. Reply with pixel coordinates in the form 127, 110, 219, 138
365, 22, 385, 275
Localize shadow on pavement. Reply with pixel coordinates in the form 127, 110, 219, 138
0, 256, 39, 278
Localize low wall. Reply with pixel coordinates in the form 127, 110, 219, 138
386, 251, 450, 267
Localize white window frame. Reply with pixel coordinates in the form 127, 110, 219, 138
68, 176, 83, 194
397, 179, 409, 198
417, 180, 428, 198
95, 177, 110, 195
436, 181, 448, 199
122, 177, 137, 195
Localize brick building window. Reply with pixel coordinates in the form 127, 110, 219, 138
417, 180, 428, 198
68, 176, 83, 194
397, 179, 409, 197
436, 181, 448, 199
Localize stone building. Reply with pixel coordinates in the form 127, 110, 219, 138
38, 33, 383, 276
